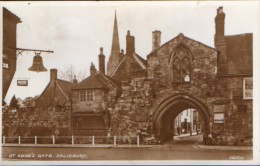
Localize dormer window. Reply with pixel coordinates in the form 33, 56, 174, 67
170, 44, 193, 83
79, 90, 94, 102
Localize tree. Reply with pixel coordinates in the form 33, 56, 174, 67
9, 95, 19, 110
59, 65, 86, 83
23, 96, 38, 108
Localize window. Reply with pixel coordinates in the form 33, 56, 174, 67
79, 91, 86, 102
170, 45, 192, 83
86, 90, 94, 101
3, 52, 9, 69
243, 77, 253, 99
79, 90, 94, 102
2, 62, 9, 69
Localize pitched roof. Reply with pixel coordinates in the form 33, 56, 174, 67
56, 79, 73, 98
147, 33, 217, 58
36, 78, 73, 107
221, 33, 253, 75
3, 7, 22, 23
110, 53, 147, 77
72, 72, 121, 90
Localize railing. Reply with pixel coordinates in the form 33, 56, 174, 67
2, 135, 140, 147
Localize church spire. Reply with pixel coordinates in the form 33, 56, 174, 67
107, 11, 121, 76
111, 11, 120, 56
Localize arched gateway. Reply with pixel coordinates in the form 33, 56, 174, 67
152, 94, 211, 142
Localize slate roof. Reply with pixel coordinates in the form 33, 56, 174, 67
221, 33, 253, 75
72, 72, 121, 90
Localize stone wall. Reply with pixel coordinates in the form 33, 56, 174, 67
109, 34, 252, 145
2, 105, 70, 139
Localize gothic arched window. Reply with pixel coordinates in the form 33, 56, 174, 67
170, 45, 192, 83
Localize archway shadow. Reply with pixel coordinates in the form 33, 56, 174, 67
152, 94, 210, 142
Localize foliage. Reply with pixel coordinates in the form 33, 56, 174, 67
9, 95, 19, 110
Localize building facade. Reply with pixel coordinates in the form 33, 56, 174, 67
2, 8, 21, 103
105, 7, 252, 145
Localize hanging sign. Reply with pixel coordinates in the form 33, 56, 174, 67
17, 80, 28, 86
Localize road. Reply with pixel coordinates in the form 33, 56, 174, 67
2, 135, 252, 161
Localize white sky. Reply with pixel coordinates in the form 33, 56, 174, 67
1, 1, 259, 103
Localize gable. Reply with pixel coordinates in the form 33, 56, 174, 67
36, 80, 72, 107
111, 55, 146, 81
147, 33, 217, 59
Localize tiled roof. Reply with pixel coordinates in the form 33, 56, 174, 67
110, 53, 147, 76
133, 53, 147, 68
72, 74, 109, 90
72, 73, 121, 91
36, 78, 73, 107
221, 33, 253, 75
56, 79, 73, 98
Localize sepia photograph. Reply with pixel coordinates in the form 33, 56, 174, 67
1, 1, 260, 165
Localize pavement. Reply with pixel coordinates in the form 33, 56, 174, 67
174, 133, 252, 151
193, 142, 252, 151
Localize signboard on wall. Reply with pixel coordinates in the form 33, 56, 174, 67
214, 113, 224, 123
17, 80, 28, 86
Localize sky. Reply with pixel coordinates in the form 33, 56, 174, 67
1, 1, 259, 103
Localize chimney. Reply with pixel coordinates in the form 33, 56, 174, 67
90, 62, 97, 76
215, 6, 227, 64
126, 30, 135, 55
72, 75, 78, 87
99, 47, 105, 74
50, 68, 57, 83
152, 30, 161, 51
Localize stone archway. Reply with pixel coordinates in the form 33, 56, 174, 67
152, 94, 211, 142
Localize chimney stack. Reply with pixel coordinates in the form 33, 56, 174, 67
99, 47, 105, 74
50, 68, 57, 83
214, 6, 227, 64
72, 75, 78, 86
152, 30, 161, 51
90, 62, 97, 76
126, 30, 135, 55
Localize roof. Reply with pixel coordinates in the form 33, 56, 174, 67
36, 78, 73, 107
221, 33, 253, 75
3, 7, 22, 23
56, 79, 73, 98
147, 33, 217, 58
110, 53, 147, 76
72, 72, 121, 90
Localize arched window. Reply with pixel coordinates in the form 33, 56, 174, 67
170, 45, 192, 83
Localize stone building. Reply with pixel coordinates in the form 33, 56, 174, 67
2, 8, 21, 103
71, 48, 122, 136
107, 7, 252, 145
